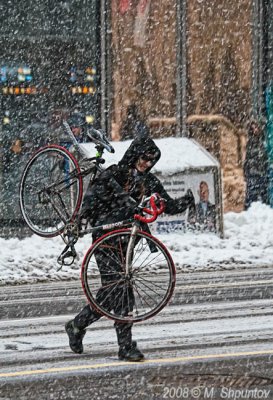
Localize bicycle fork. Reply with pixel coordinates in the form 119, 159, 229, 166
125, 225, 138, 277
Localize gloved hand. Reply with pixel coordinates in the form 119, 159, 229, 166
185, 189, 196, 221
172, 189, 196, 214
185, 189, 195, 206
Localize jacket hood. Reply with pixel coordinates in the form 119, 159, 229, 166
118, 136, 161, 173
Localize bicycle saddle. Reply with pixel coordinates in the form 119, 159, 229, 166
87, 127, 115, 153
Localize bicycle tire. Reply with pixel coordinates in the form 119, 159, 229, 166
19, 145, 83, 237
81, 229, 176, 323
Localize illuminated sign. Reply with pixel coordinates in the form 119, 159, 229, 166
0, 65, 33, 84
2, 87, 38, 95
71, 86, 96, 95
0, 65, 37, 95
69, 66, 96, 95
0, 64, 98, 96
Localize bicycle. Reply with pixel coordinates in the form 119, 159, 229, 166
19, 123, 176, 324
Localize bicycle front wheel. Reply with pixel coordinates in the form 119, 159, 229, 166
81, 229, 176, 323
19, 145, 83, 237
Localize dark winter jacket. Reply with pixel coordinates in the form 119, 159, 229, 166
195, 201, 216, 227
244, 132, 268, 178
243, 122, 269, 208
81, 135, 195, 227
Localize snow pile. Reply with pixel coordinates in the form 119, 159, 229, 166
163, 202, 273, 270
0, 202, 273, 285
82, 137, 218, 175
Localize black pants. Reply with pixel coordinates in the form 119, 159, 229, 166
73, 232, 134, 349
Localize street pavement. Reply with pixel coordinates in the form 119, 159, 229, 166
1, 266, 273, 399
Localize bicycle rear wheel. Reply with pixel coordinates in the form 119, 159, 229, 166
19, 145, 83, 237
81, 229, 176, 323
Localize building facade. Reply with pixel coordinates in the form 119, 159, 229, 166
108, 0, 272, 212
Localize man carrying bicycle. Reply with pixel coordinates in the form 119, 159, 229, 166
65, 134, 195, 361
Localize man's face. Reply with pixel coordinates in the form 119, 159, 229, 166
135, 153, 156, 173
71, 126, 82, 137
199, 183, 209, 202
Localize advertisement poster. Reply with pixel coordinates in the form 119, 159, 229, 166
151, 171, 218, 234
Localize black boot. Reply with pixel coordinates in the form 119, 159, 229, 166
115, 322, 144, 362
66, 305, 101, 354
65, 320, 86, 354
118, 340, 144, 362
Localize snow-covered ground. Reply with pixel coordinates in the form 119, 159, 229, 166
1, 202, 273, 286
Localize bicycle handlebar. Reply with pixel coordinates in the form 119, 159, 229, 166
134, 193, 165, 224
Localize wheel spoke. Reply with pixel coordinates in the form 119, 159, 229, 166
99, 281, 126, 311
132, 280, 156, 309
133, 277, 166, 301
133, 274, 168, 292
